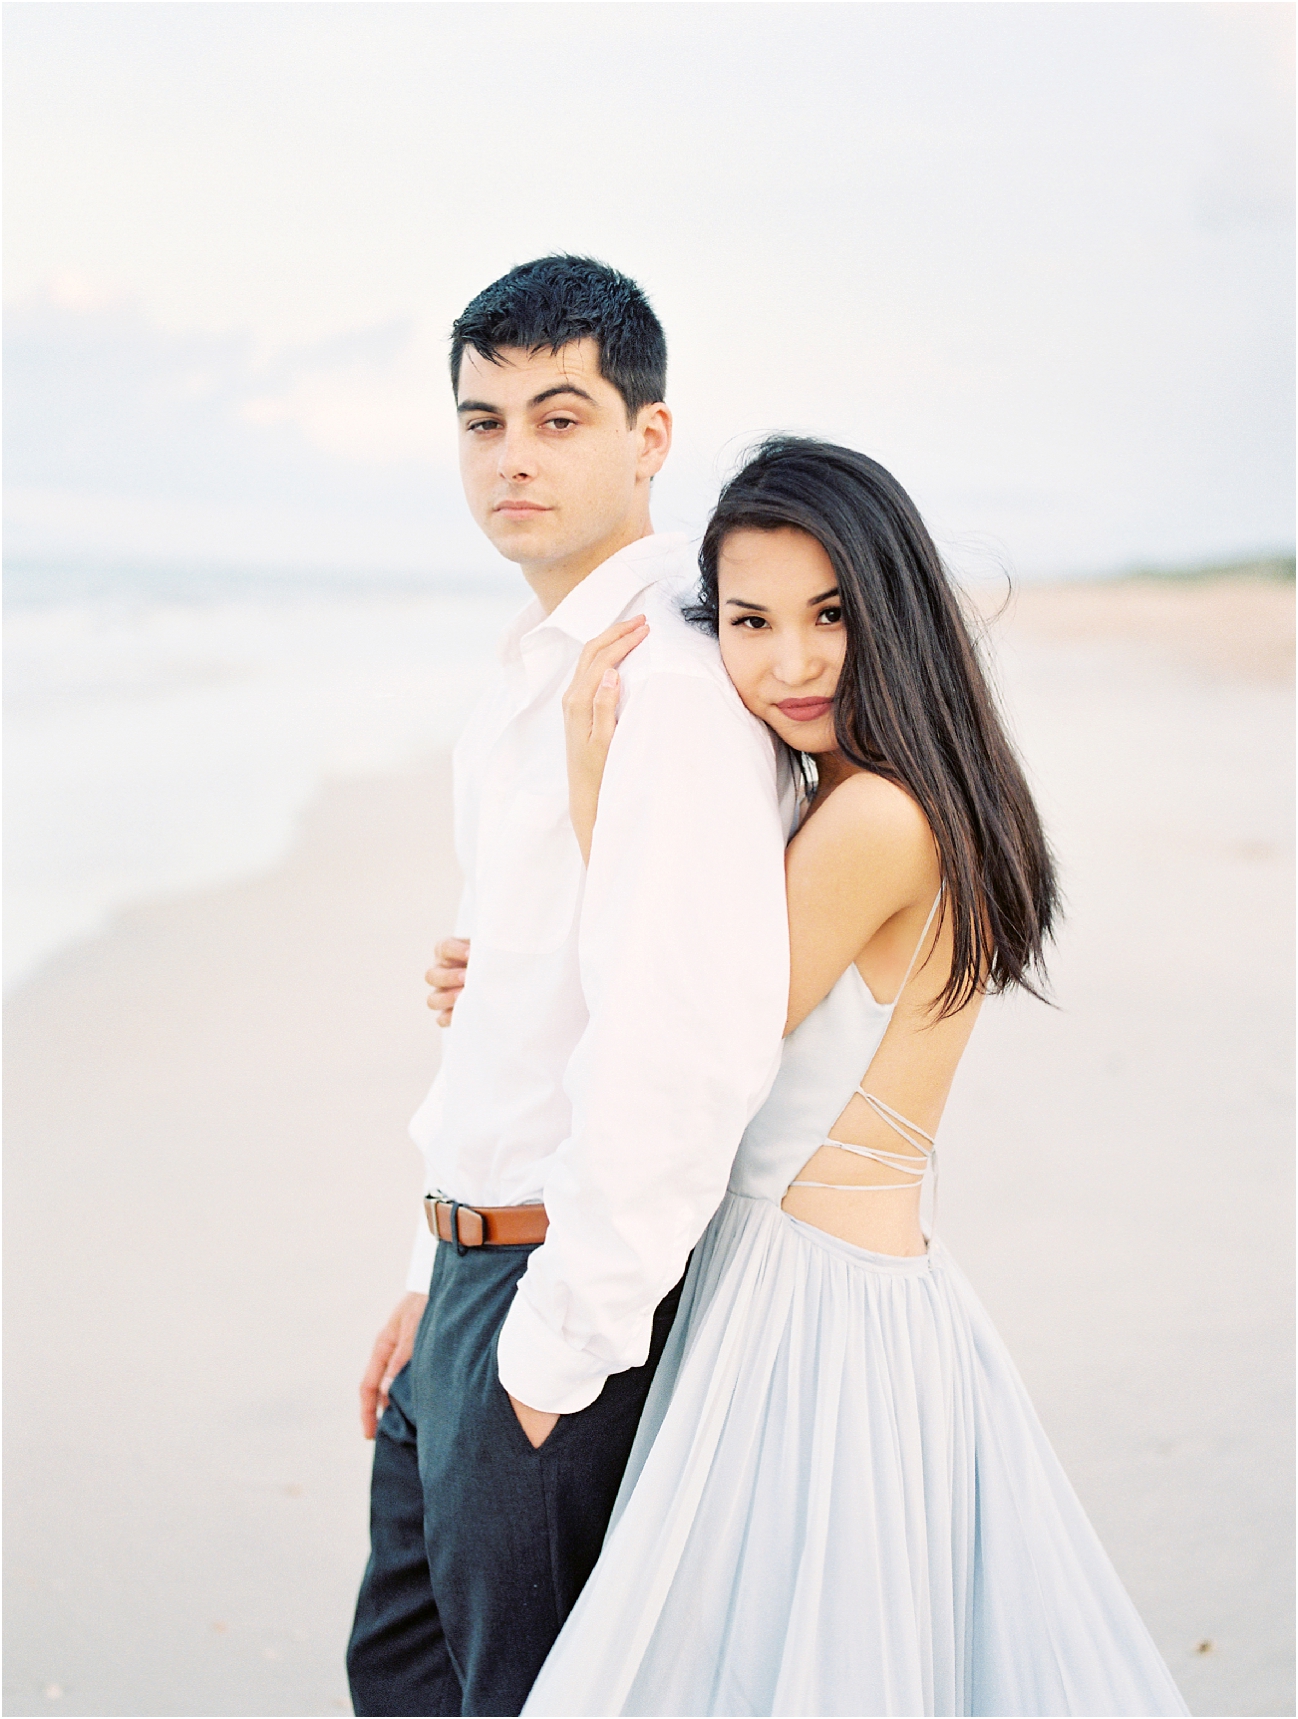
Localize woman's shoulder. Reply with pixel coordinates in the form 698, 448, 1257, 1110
795, 771, 935, 875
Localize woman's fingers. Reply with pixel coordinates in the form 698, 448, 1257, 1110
425, 936, 470, 1024
564, 623, 648, 727
425, 938, 469, 989
591, 669, 621, 750
569, 618, 648, 689
594, 620, 649, 668
424, 962, 466, 990
564, 621, 644, 866
595, 626, 648, 676
578, 615, 646, 664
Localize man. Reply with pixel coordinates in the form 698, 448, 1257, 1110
346, 256, 790, 1717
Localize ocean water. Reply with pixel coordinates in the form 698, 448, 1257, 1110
4, 564, 525, 994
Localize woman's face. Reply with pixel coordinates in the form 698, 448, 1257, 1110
716, 526, 847, 756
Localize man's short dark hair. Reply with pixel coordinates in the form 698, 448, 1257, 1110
450, 255, 667, 421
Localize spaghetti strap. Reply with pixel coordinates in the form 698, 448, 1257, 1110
788, 888, 944, 1200
788, 1091, 935, 1194
890, 885, 942, 1008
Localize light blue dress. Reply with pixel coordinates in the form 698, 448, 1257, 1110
524, 931, 1189, 1717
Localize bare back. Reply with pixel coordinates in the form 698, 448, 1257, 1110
759, 771, 983, 1257
782, 905, 982, 1256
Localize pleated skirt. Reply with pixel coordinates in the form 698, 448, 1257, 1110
523, 1190, 1188, 1718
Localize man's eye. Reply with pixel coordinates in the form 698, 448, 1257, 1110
545, 416, 577, 430
466, 419, 500, 434
817, 606, 843, 624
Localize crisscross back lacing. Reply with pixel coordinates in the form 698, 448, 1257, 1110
789, 889, 942, 1196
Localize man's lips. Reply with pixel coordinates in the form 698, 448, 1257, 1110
493, 500, 550, 516
775, 697, 834, 722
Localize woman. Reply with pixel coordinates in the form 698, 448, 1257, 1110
449, 439, 1187, 1716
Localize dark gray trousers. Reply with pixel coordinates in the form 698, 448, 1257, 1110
347, 1238, 683, 1717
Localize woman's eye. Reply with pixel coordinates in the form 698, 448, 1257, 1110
730, 614, 768, 630
817, 606, 843, 625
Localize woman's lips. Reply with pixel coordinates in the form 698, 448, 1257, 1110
774, 697, 833, 722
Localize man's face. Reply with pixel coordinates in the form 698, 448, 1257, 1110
456, 340, 667, 574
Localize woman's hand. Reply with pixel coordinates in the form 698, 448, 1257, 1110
425, 936, 470, 1026
562, 616, 649, 864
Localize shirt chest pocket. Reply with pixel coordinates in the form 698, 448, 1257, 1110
473, 788, 583, 955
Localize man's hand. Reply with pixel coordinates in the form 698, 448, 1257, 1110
360, 1292, 428, 1439
509, 1394, 561, 1449
425, 937, 470, 1026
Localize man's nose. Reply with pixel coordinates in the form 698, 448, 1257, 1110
497, 425, 536, 484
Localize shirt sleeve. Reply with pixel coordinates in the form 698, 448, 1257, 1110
495, 671, 790, 1413
404, 1069, 445, 1291
403, 868, 476, 1294
406, 1209, 437, 1294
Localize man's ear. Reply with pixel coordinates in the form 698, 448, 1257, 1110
636, 401, 673, 480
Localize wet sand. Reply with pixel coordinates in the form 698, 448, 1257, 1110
4, 576, 1293, 1716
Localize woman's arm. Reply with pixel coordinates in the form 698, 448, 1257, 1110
783, 772, 942, 1034
429, 618, 646, 1025
559, 635, 945, 1037
428, 774, 947, 1037
561, 617, 649, 863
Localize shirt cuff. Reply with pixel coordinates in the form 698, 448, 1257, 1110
406, 1211, 437, 1294
496, 1289, 610, 1415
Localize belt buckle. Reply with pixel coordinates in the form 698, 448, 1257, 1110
425, 1192, 486, 1255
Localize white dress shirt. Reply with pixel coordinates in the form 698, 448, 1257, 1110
407, 532, 790, 1414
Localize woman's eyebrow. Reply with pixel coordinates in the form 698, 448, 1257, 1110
723, 588, 840, 611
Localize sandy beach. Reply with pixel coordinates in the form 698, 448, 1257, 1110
4, 575, 1293, 1717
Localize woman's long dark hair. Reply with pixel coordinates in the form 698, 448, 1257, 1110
688, 436, 1059, 1017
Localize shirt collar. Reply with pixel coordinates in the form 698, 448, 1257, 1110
498, 533, 691, 664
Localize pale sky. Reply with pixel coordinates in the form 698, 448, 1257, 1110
4, 1, 1294, 580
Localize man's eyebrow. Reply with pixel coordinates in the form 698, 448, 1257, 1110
456, 383, 597, 417
529, 384, 596, 408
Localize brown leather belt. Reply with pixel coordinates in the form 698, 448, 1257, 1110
425, 1197, 549, 1251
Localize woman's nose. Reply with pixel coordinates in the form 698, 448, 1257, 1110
773, 640, 824, 687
